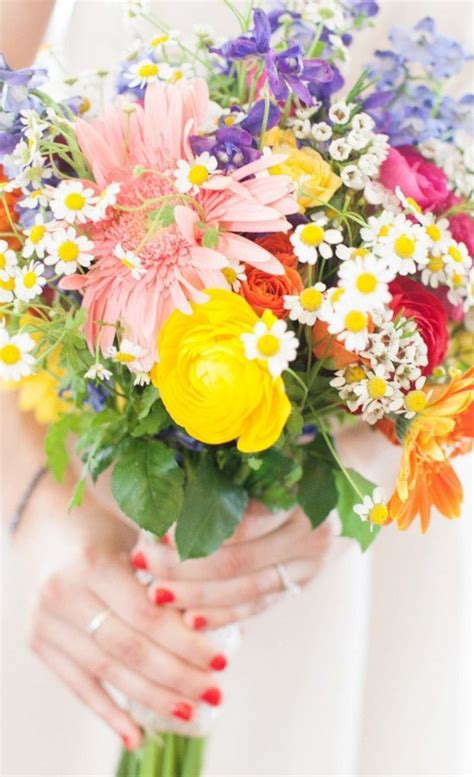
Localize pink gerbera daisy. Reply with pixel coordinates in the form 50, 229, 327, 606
61, 78, 298, 368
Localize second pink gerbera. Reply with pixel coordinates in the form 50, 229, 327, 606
61, 78, 298, 368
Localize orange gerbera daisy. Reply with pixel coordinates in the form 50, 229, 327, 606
388, 367, 474, 532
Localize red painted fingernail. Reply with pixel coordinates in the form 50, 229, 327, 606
210, 654, 227, 671
161, 534, 170, 545
154, 588, 175, 605
120, 733, 134, 751
131, 551, 147, 570
172, 702, 193, 721
192, 616, 208, 631
201, 687, 222, 706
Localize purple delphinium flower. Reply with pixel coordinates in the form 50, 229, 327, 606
389, 17, 471, 78
189, 99, 280, 172
211, 9, 334, 105
0, 54, 47, 113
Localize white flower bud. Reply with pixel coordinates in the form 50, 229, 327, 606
351, 112, 375, 133
311, 121, 332, 142
347, 129, 371, 151
329, 138, 351, 161
329, 100, 354, 125
358, 153, 380, 177
341, 164, 367, 190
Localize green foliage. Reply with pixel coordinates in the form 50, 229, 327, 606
297, 458, 338, 529
68, 477, 86, 511
44, 412, 90, 482
111, 439, 184, 535
334, 468, 381, 551
151, 204, 175, 228
202, 227, 220, 248
130, 402, 171, 437
245, 448, 301, 510
175, 454, 248, 560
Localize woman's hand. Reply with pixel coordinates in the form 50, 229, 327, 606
131, 501, 346, 631
19, 478, 226, 752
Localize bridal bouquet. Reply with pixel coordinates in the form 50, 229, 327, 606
1, 0, 473, 773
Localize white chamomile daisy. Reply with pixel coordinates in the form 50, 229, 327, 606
446, 268, 469, 307
126, 59, 173, 89
420, 253, 448, 288
173, 153, 218, 194
394, 186, 425, 219
290, 216, 344, 265
352, 366, 404, 424
375, 216, 429, 275
133, 371, 151, 386
147, 31, 176, 53
222, 262, 247, 292
107, 339, 147, 372
403, 377, 429, 420
0, 326, 35, 381
0, 241, 18, 303
443, 240, 471, 273
51, 181, 97, 224
113, 243, 145, 280
283, 283, 327, 326
353, 487, 389, 525
91, 182, 121, 222
19, 187, 50, 210
330, 363, 367, 408
22, 214, 51, 259
14, 156, 52, 190
421, 214, 452, 255
327, 302, 370, 352
44, 227, 94, 275
241, 311, 298, 377
359, 211, 396, 246
337, 253, 394, 311
85, 363, 112, 381
14, 261, 47, 302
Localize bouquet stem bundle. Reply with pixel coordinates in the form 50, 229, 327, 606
116, 734, 206, 777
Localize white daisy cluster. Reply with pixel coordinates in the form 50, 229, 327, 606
310, 103, 390, 192
124, 31, 194, 90
330, 309, 429, 424
0, 320, 35, 381
419, 132, 474, 199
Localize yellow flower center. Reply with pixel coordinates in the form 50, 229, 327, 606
58, 241, 79, 262
426, 224, 442, 242
171, 70, 183, 82
0, 276, 15, 292
116, 352, 136, 363
150, 34, 169, 46
356, 272, 377, 294
224, 115, 236, 126
257, 333, 280, 357
344, 310, 367, 333
23, 271, 37, 288
222, 267, 238, 284
344, 365, 365, 384
448, 245, 463, 263
0, 343, 21, 365
352, 247, 370, 257
367, 376, 387, 399
378, 224, 391, 237
29, 224, 46, 244
369, 503, 389, 525
0, 252, 6, 270
138, 62, 159, 78
404, 389, 427, 414
394, 234, 416, 259
427, 255, 444, 272
451, 272, 463, 287
64, 192, 86, 211
300, 224, 325, 246
299, 287, 323, 311
331, 287, 345, 304
188, 164, 209, 186
406, 197, 421, 213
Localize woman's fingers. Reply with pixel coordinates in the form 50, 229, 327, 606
148, 559, 318, 610
32, 638, 143, 750
182, 594, 282, 631
83, 552, 223, 673
40, 613, 208, 721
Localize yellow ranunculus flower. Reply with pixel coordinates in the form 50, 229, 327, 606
2, 347, 70, 424
151, 289, 291, 453
269, 144, 341, 210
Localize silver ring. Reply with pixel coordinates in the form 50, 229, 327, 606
275, 563, 301, 595
86, 608, 112, 637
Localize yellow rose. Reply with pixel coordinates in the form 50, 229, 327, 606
269, 145, 341, 210
151, 289, 291, 453
264, 127, 298, 148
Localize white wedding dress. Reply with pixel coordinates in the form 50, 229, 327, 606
1, 2, 472, 775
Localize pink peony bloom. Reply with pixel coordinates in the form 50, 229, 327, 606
61, 79, 297, 368
448, 212, 474, 258
379, 146, 451, 213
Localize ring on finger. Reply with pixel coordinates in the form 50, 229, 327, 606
86, 608, 113, 638
274, 563, 301, 596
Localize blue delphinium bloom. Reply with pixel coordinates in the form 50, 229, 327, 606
85, 382, 110, 412
211, 8, 334, 105
0, 54, 47, 113
389, 17, 471, 78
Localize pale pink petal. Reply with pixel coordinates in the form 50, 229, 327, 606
218, 233, 284, 275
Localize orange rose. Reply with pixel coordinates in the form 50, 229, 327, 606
312, 319, 359, 369
255, 233, 298, 268
241, 264, 303, 318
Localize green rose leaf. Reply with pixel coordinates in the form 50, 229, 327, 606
297, 459, 338, 529
176, 454, 248, 560
45, 412, 89, 483
334, 468, 381, 551
111, 439, 184, 536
